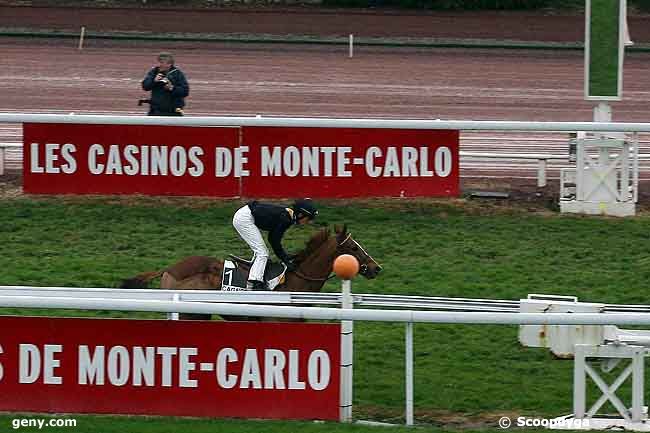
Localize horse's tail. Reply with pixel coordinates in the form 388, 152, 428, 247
120, 270, 164, 289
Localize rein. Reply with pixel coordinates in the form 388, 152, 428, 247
293, 269, 337, 283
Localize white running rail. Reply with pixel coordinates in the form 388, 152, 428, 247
4, 286, 650, 425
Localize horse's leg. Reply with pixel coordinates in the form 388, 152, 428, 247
160, 272, 212, 321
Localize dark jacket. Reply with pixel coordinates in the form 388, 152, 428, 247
141, 66, 189, 116
247, 201, 295, 263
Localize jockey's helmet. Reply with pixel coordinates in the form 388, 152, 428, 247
293, 198, 318, 220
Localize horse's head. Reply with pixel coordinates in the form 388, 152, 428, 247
334, 225, 382, 279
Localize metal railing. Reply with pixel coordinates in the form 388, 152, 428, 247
2, 286, 649, 314
460, 151, 567, 187
3, 113, 650, 132
5, 114, 650, 185
5, 285, 650, 425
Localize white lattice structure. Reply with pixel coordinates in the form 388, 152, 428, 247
520, 294, 650, 431
560, 133, 639, 217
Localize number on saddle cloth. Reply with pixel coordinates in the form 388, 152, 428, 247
221, 256, 287, 291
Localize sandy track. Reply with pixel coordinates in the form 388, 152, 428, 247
1, 7, 650, 184
1, 6, 649, 43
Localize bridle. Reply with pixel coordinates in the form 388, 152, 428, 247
337, 233, 381, 277
292, 232, 378, 283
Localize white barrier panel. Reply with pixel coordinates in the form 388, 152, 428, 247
22, 123, 459, 198
0, 316, 340, 420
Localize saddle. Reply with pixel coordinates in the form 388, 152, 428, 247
220, 255, 287, 291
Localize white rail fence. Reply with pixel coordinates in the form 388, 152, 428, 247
3, 114, 650, 186
3, 114, 650, 131
0, 143, 638, 188
4, 285, 650, 425
460, 152, 567, 187
1, 144, 574, 182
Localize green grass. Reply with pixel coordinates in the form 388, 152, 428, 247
2, 196, 650, 429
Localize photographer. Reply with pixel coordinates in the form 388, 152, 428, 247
141, 52, 189, 116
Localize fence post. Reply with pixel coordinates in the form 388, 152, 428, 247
349, 34, 354, 58
537, 159, 547, 187
405, 322, 414, 426
167, 293, 180, 320
574, 345, 586, 419
78, 26, 86, 51
340, 279, 354, 422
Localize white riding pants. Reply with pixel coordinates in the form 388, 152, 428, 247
233, 205, 268, 282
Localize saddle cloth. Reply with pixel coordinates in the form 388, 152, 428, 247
220, 257, 287, 291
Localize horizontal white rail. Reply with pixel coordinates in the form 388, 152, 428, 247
461, 151, 566, 187
0, 286, 308, 303
461, 152, 650, 161
461, 151, 567, 160
3, 286, 649, 314
0, 286, 520, 312
3, 113, 650, 132
4, 295, 650, 325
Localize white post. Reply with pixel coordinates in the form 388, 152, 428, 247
340, 279, 354, 422
576, 137, 586, 201
349, 34, 354, 58
574, 345, 586, 419
537, 159, 547, 188
168, 293, 180, 320
623, 0, 634, 46
594, 102, 612, 123
621, 141, 630, 201
632, 132, 639, 203
632, 348, 644, 422
405, 322, 414, 426
78, 26, 86, 51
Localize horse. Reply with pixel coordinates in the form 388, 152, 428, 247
120, 224, 382, 320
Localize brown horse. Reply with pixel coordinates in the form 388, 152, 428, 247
121, 225, 382, 320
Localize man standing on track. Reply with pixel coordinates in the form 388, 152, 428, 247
141, 52, 189, 116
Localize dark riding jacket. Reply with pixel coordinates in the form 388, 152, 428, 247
247, 201, 295, 263
141, 65, 189, 116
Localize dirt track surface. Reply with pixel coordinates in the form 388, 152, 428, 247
1, 6, 650, 192
1, 5, 649, 43
2, 6, 649, 121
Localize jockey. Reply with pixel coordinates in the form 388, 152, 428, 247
232, 198, 318, 290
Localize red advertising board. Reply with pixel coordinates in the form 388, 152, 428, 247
23, 123, 459, 198
242, 126, 459, 198
23, 123, 241, 196
0, 316, 340, 420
